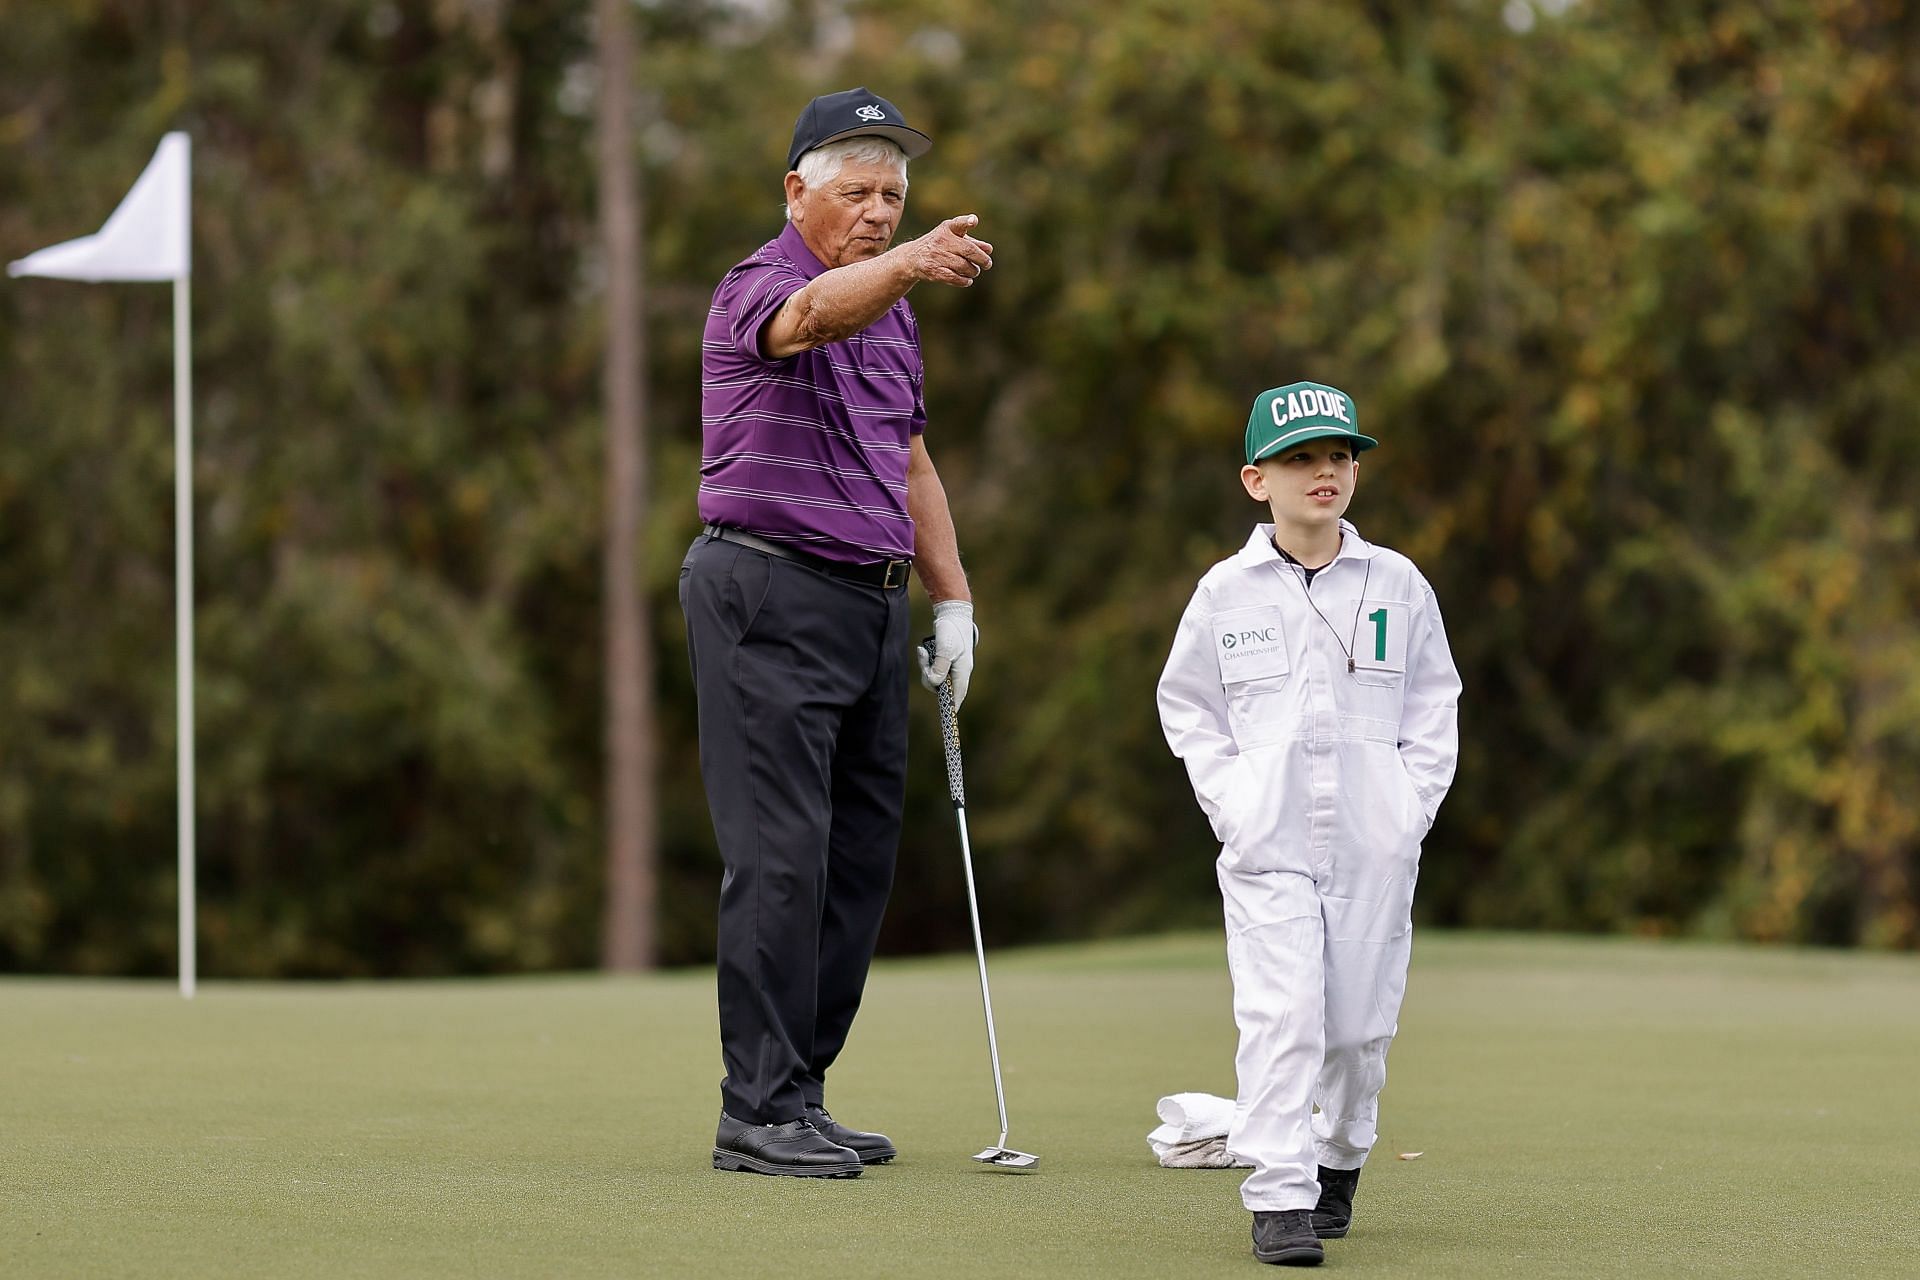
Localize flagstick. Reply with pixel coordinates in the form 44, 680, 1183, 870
174, 268, 196, 1001
6, 132, 197, 994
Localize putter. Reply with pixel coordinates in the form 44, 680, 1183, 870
922, 639, 1039, 1171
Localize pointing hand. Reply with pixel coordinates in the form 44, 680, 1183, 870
908, 215, 994, 288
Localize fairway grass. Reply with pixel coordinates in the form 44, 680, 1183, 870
4, 932, 1918, 1278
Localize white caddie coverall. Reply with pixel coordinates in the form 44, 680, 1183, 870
1156, 520, 1460, 1212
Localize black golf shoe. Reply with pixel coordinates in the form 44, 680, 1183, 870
1311, 1166, 1361, 1239
804, 1105, 898, 1165
1252, 1210, 1324, 1266
711, 1111, 862, 1178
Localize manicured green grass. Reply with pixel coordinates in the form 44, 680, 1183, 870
4, 932, 1917, 1277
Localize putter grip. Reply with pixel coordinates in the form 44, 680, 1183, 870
923, 638, 966, 808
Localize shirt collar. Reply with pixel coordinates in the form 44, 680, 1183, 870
1233, 520, 1376, 570
777, 222, 829, 281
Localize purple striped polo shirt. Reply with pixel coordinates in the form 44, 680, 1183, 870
698, 223, 926, 564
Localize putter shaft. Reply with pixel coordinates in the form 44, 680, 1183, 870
926, 643, 1036, 1167
954, 802, 1012, 1149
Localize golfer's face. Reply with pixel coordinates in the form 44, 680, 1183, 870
794, 159, 906, 268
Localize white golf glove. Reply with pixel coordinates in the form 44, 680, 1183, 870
916, 600, 977, 709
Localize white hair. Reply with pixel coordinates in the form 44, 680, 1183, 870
783, 137, 909, 220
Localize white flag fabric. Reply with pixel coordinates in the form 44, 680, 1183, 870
8, 132, 190, 282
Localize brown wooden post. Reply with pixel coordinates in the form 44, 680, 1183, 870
596, 0, 657, 970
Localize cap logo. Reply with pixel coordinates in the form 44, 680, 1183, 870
854, 103, 887, 121
1271, 388, 1350, 429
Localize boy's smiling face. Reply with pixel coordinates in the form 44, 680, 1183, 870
1241, 437, 1359, 535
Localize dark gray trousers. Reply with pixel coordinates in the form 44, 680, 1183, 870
678, 533, 910, 1125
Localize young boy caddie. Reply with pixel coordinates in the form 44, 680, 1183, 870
1156, 382, 1461, 1266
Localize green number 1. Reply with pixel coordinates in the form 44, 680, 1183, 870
1368, 607, 1388, 662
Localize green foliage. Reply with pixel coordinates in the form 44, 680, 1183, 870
2, 0, 1914, 974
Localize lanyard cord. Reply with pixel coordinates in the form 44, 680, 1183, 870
1281, 552, 1372, 674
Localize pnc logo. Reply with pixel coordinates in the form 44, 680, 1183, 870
1222, 628, 1278, 650
854, 104, 887, 121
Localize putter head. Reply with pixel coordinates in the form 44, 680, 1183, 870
973, 1146, 1040, 1170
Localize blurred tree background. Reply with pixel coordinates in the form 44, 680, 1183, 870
1, 0, 1915, 976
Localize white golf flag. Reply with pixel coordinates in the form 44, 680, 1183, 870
7, 130, 198, 997
8, 132, 190, 282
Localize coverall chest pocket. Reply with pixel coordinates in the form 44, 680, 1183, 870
1342, 597, 1411, 689
1213, 607, 1291, 746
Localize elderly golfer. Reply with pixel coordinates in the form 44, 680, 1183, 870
679, 87, 991, 1178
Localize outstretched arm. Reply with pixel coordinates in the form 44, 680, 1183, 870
762, 216, 994, 358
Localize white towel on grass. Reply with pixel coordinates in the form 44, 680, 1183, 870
1147, 1092, 1252, 1169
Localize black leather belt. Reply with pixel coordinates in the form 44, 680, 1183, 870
703, 524, 912, 591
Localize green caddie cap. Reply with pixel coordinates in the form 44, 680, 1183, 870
1244, 381, 1378, 463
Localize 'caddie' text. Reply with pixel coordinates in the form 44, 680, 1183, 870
1271, 388, 1351, 428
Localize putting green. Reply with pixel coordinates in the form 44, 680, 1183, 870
4, 933, 1917, 1277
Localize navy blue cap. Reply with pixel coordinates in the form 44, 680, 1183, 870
787, 87, 932, 170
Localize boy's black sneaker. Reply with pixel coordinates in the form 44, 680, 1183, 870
1311, 1166, 1361, 1239
1252, 1210, 1324, 1266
